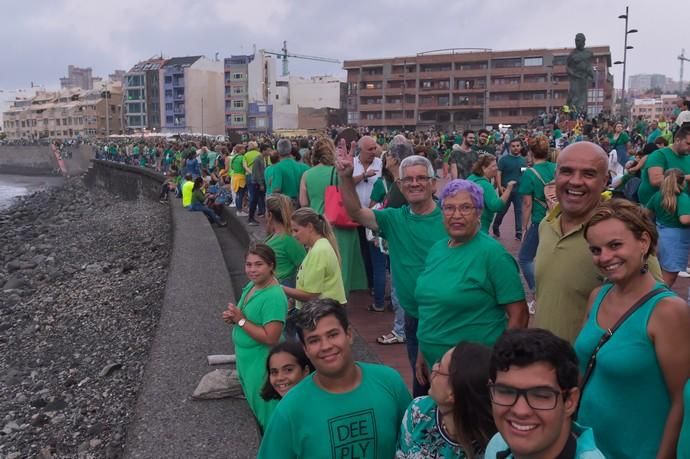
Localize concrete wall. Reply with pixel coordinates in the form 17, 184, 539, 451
83, 160, 164, 200
0, 145, 57, 175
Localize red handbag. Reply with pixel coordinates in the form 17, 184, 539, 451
324, 167, 359, 229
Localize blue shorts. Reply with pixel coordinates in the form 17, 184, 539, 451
657, 224, 690, 273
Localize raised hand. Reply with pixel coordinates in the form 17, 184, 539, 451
335, 138, 355, 177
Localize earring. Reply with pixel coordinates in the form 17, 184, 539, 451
640, 254, 649, 274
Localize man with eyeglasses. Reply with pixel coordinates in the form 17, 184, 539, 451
484, 328, 604, 459
337, 146, 446, 397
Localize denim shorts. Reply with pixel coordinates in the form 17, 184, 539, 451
657, 224, 690, 273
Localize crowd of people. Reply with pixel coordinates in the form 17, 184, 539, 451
95, 102, 690, 458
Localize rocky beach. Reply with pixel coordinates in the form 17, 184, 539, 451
0, 179, 171, 459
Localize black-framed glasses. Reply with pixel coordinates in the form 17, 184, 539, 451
441, 204, 476, 216
488, 383, 564, 411
399, 176, 432, 185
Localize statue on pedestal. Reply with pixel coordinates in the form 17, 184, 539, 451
566, 33, 594, 115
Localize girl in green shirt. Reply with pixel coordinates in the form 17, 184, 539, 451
265, 194, 306, 288
467, 154, 516, 233
645, 168, 690, 287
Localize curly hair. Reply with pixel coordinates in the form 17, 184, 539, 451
584, 198, 658, 257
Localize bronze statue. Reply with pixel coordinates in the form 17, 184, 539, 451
566, 33, 594, 114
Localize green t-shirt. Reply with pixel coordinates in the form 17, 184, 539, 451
467, 174, 506, 233
266, 233, 306, 282
206, 151, 218, 170
257, 362, 411, 459
449, 148, 478, 179
498, 153, 526, 187
374, 205, 447, 318
296, 238, 346, 308
608, 131, 630, 147
646, 191, 690, 228
232, 282, 287, 429
231, 154, 246, 175
474, 143, 496, 157
181, 180, 194, 207
245, 149, 261, 169
519, 162, 557, 224
369, 177, 393, 205
264, 165, 277, 195
415, 233, 525, 365
272, 158, 309, 199
678, 381, 690, 459
639, 147, 690, 205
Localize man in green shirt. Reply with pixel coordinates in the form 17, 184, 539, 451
449, 130, 478, 179
638, 124, 690, 205
257, 300, 411, 459
475, 128, 497, 156
494, 139, 527, 239
272, 139, 309, 204
338, 145, 446, 397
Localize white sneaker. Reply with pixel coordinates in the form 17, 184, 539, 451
236, 211, 248, 217
528, 300, 536, 315
678, 271, 690, 278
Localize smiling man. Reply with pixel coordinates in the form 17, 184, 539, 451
257, 299, 411, 459
533, 142, 661, 342
485, 328, 605, 459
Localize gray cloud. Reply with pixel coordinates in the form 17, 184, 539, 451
2, 0, 687, 90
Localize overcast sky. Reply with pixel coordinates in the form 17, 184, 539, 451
2, 0, 688, 91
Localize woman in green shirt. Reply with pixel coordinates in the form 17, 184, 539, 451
467, 154, 516, 233
265, 194, 306, 288
189, 177, 226, 226
222, 244, 288, 431
414, 179, 528, 376
645, 168, 690, 287
609, 122, 631, 167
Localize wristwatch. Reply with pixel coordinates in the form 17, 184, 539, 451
237, 318, 247, 328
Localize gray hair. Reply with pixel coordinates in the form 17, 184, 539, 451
388, 140, 415, 162
357, 135, 376, 148
399, 155, 435, 178
277, 138, 292, 157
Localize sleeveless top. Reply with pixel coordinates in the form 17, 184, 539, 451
573, 282, 674, 459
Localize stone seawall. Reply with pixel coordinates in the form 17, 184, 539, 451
84, 159, 164, 201
0, 145, 57, 175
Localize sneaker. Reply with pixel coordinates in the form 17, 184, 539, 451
515, 233, 522, 241
236, 211, 248, 217
678, 271, 690, 278
528, 300, 536, 315
217, 221, 227, 227
367, 304, 385, 313
247, 220, 259, 226
377, 331, 405, 345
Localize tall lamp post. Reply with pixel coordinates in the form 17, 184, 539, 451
613, 6, 637, 120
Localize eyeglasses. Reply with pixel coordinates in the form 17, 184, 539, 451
441, 205, 476, 216
399, 176, 432, 185
488, 383, 564, 411
431, 360, 448, 377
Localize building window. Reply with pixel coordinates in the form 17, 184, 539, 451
232, 73, 244, 80
127, 89, 142, 100
233, 115, 245, 123
552, 55, 568, 66
493, 58, 522, 69
165, 89, 173, 97
129, 102, 143, 113
126, 75, 143, 87
233, 86, 244, 94
524, 57, 544, 67
233, 100, 245, 109
128, 115, 143, 126
164, 76, 172, 84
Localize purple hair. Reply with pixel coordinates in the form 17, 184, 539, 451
440, 179, 484, 210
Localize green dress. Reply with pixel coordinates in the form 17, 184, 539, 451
467, 174, 506, 233
302, 165, 367, 295
232, 282, 288, 429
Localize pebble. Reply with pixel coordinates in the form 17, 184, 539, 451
0, 179, 171, 457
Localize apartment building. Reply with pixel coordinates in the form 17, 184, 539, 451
631, 94, 680, 120
224, 51, 275, 133
123, 58, 165, 132
344, 46, 613, 129
60, 65, 99, 90
159, 56, 224, 135
2, 84, 123, 140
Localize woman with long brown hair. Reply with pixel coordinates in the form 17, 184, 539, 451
265, 194, 306, 288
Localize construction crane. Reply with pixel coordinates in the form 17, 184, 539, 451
263, 41, 340, 76
680, 49, 690, 93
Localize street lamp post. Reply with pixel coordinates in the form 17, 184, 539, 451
615, 6, 638, 120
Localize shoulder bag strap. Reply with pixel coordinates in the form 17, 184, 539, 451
529, 166, 547, 186
329, 166, 337, 187
580, 286, 667, 392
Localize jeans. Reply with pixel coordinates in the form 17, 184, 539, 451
368, 242, 388, 307
390, 284, 405, 338
248, 182, 266, 220
404, 313, 429, 398
615, 144, 628, 168
189, 202, 222, 225
235, 186, 247, 211
493, 188, 523, 236
518, 223, 540, 292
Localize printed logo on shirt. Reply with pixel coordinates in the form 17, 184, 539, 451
328, 409, 377, 458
